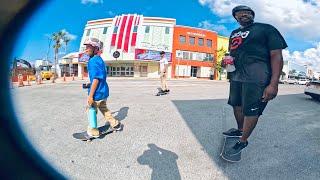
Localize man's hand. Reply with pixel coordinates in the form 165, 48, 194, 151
87, 96, 94, 106
262, 84, 278, 102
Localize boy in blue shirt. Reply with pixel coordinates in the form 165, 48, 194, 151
83, 37, 123, 137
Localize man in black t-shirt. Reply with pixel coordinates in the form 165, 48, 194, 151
221, 5, 288, 156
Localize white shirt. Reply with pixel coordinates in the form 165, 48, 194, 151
159, 57, 168, 72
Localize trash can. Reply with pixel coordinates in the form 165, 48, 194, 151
210, 75, 214, 80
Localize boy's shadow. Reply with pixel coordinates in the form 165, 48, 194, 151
98, 107, 129, 139
112, 106, 129, 121
137, 143, 181, 180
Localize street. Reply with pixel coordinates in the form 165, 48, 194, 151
11, 79, 320, 179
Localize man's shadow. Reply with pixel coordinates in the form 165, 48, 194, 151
137, 144, 181, 180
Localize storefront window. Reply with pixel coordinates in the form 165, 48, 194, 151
86, 29, 91, 36
113, 27, 118, 33
165, 27, 170, 34
207, 39, 212, 47
189, 36, 195, 45
133, 26, 138, 32
179, 35, 186, 44
198, 38, 204, 46
145, 26, 150, 33
183, 51, 189, 59
103, 27, 108, 34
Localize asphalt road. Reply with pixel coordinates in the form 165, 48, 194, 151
11, 78, 320, 179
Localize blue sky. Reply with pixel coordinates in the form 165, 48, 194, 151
12, 0, 320, 71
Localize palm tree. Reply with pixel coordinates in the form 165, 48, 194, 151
63, 35, 71, 54
51, 31, 66, 83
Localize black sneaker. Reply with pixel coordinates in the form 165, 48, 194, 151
226, 140, 248, 156
111, 123, 123, 132
222, 128, 243, 137
165, 89, 170, 92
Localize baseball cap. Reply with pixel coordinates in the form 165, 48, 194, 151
83, 37, 103, 49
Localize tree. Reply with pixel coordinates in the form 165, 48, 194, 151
63, 35, 71, 54
51, 30, 66, 83
214, 47, 228, 80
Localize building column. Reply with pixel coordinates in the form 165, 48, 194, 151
78, 63, 83, 77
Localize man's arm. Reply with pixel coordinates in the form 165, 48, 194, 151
269, 49, 284, 86
262, 49, 284, 102
88, 79, 99, 106
164, 63, 168, 73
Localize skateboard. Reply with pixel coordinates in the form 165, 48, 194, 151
220, 136, 241, 162
155, 87, 169, 96
72, 124, 122, 141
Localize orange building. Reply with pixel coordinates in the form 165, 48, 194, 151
172, 26, 217, 79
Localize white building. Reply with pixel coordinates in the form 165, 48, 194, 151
59, 52, 79, 76
77, 14, 176, 78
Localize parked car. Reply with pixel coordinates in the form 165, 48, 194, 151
284, 78, 298, 84
298, 78, 309, 85
304, 80, 320, 100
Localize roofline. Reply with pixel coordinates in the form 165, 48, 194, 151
174, 25, 217, 33
86, 14, 176, 24
218, 35, 229, 39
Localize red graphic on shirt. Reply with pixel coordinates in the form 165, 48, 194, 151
230, 37, 242, 50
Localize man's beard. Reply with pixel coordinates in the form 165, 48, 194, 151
238, 17, 254, 27
239, 20, 253, 27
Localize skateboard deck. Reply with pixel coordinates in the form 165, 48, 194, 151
220, 136, 241, 162
73, 125, 120, 141
155, 87, 169, 96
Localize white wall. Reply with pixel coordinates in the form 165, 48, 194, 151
200, 67, 211, 77
175, 65, 190, 77
136, 25, 174, 53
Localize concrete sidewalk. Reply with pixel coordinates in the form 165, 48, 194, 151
11, 79, 320, 179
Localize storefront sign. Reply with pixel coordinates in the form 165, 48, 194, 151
187, 32, 205, 37
140, 42, 170, 51
135, 49, 171, 61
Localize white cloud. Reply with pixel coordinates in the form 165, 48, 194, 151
198, 20, 230, 36
61, 29, 77, 40
198, 0, 320, 41
81, 0, 103, 4
283, 42, 320, 72
107, 11, 115, 16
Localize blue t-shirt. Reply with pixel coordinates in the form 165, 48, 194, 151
87, 55, 109, 101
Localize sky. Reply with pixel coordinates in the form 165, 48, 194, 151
12, 0, 320, 72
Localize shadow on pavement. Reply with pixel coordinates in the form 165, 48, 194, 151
98, 106, 129, 139
112, 106, 129, 121
172, 93, 320, 179
137, 143, 181, 180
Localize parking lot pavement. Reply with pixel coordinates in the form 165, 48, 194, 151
11, 79, 320, 179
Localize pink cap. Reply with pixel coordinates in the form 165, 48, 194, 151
83, 37, 103, 49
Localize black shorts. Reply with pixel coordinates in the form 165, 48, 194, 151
228, 81, 268, 116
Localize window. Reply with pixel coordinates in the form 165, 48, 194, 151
207, 39, 212, 47
179, 35, 186, 43
86, 29, 91, 36
113, 27, 118, 33
145, 26, 150, 33
198, 38, 204, 46
189, 36, 195, 45
165, 27, 170, 34
182, 51, 189, 59
190, 52, 193, 60
103, 27, 108, 34
133, 26, 138, 32
204, 53, 213, 61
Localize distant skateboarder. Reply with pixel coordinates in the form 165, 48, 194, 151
158, 51, 170, 94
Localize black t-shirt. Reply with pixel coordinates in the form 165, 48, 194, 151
229, 22, 288, 84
